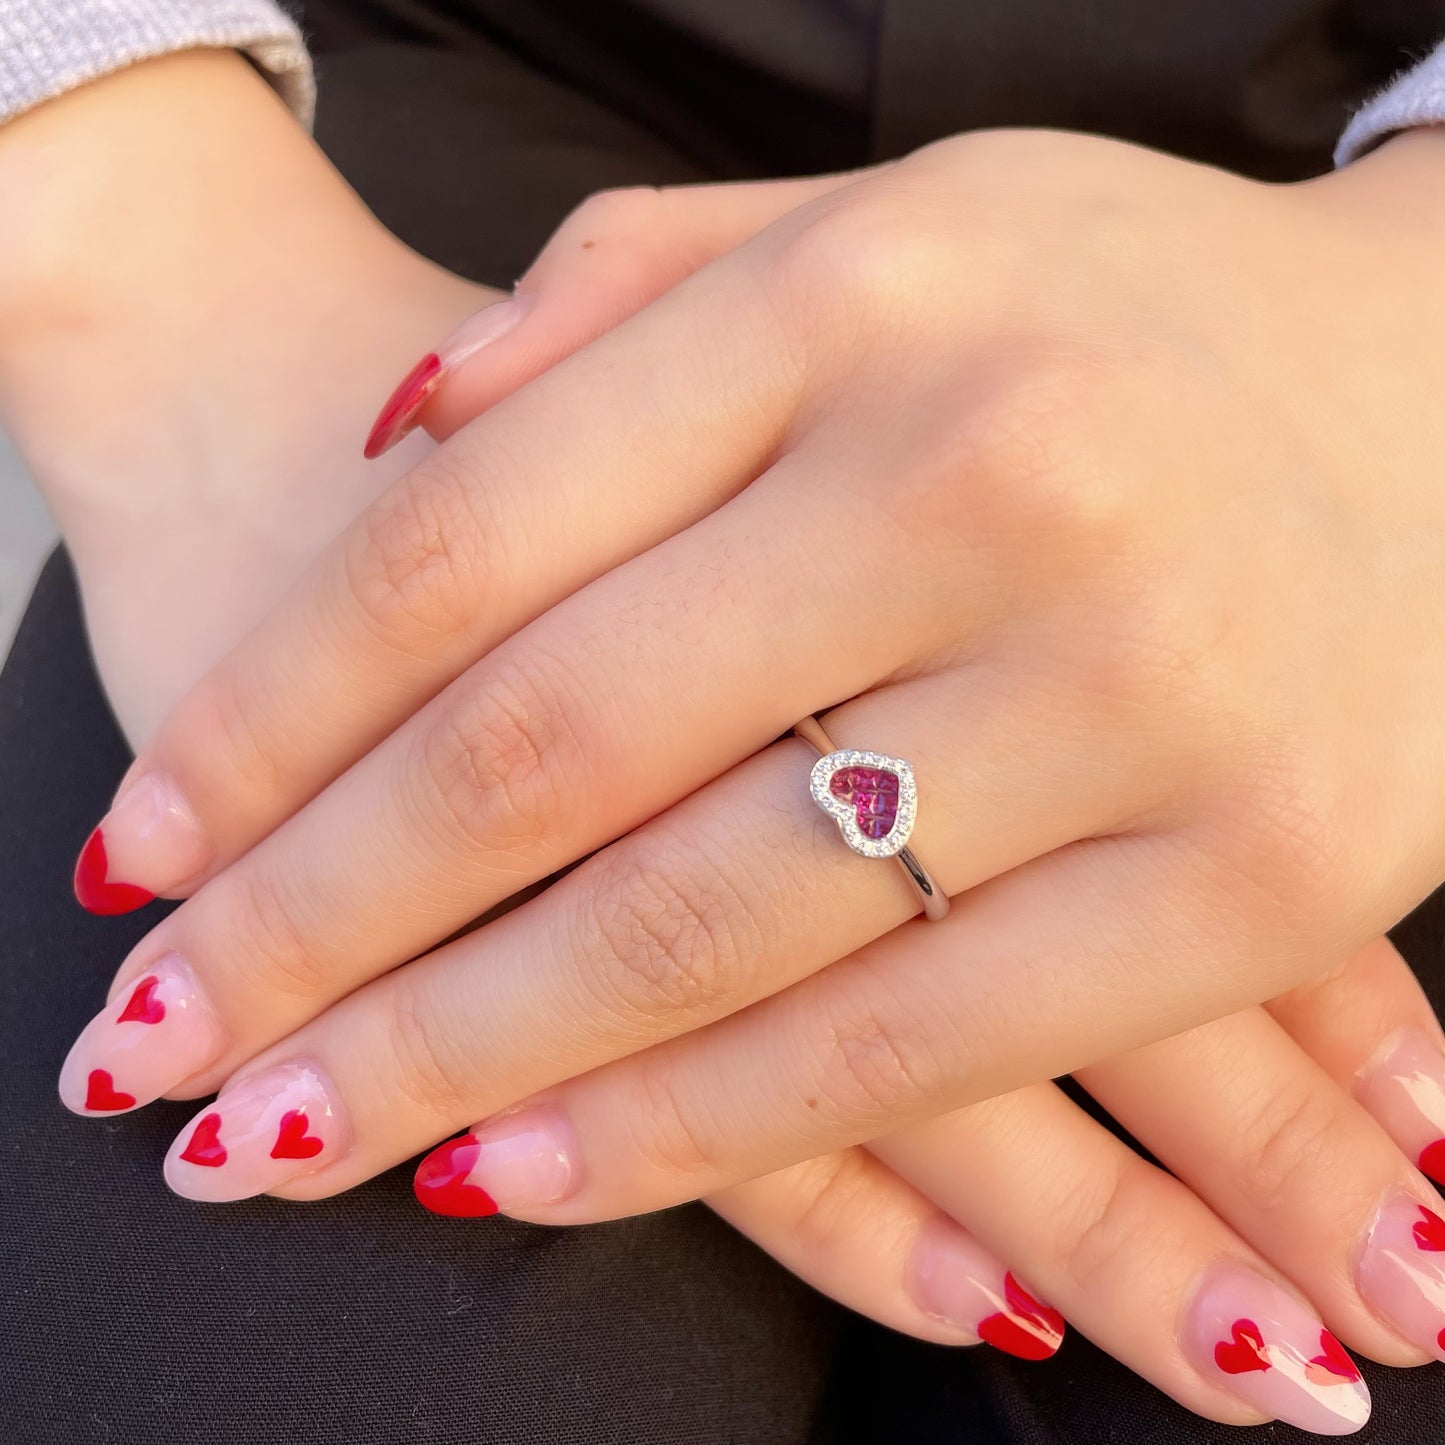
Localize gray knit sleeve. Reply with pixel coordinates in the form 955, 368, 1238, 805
0, 0, 313, 128
1336, 40, 1445, 165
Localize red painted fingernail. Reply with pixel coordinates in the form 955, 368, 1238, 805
906, 1215, 1065, 1360
413, 1135, 500, 1218
361, 296, 534, 459
74, 827, 155, 915
1356, 1192, 1445, 1363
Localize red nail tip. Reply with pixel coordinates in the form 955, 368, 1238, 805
116, 975, 166, 1025
977, 1273, 1066, 1360
73, 828, 155, 915
1215, 1318, 1271, 1375
84, 1068, 137, 1112
1413, 1204, 1445, 1252
1306, 1329, 1361, 1385
363, 352, 443, 459
270, 1109, 324, 1160
180, 1113, 227, 1167
1419, 1139, 1445, 1185
413, 1136, 499, 1218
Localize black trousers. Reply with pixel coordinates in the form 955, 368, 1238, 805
6, 6, 1445, 1441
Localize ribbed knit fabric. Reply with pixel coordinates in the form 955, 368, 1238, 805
0, 0, 313, 126
1337, 38, 1445, 165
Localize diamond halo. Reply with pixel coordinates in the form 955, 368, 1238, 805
809, 749, 918, 859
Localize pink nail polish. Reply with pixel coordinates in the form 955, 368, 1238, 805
74, 773, 212, 913
1181, 1264, 1370, 1435
413, 1105, 575, 1217
1356, 1191, 1445, 1362
362, 295, 534, 458
58, 953, 224, 1115
163, 1062, 344, 1202
1357, 1029, 1445, 1187
906, 1214, 1065, 1359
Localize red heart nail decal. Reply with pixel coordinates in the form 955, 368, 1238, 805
1306, 1329, 1360, 1385
270, 1109, 323, 1160
828, 766, 901, 840
73, 827, 155, 916
413, 1136, 500, 1218
180, 1112, 227, 1167
1419, 1139, 1445, 1186
116, 975, 165, 1025
1413, 1204, 1445, 1252
84, 1068, 136, 1112
976, 1271, 1066, 1360
1214, 1319, 1270, 1375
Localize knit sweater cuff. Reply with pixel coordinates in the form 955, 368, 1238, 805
1336, 40, 1445, 165
0, 1, 314, 129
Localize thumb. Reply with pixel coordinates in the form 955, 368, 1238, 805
362, 172, 863, 457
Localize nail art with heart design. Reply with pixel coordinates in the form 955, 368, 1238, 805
164, 1063, 344, 1202
1356, 1029, 1445, 1189
905, 1215, 1066, 1360
59, 953, 224, 1116
74, 772, 212, 914
413, 1105, 577, 1219
1181, 1264, 1370, 1434
1356, 1191, 1445, 1363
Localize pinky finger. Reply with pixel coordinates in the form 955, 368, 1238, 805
706, 1148, 1066, 1359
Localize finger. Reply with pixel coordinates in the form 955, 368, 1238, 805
870, 1084, 1372, 1435
368, 174, 867, 455
1269, 936, 1445, 1190
1076, 1006, 1445, 1368
706, 1149, 1067, 1356
73, 190, 835, 911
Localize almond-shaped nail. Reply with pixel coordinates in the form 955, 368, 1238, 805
413, 1105, 575, 1218
1181, 1264, 1370, 1435
164, 1063, 344, 1202
58, 953, 224, 1115
362, 295, 533, 459
1357, 1029, 1445, 1187
905, 1214, 1065, 1359
1356, 1192, 1445, 1362
74, 772, 211, 914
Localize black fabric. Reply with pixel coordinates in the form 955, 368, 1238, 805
8, 4, 1445, 1441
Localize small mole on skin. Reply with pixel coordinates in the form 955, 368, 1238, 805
805, 1098, 818, 1109
581, 240, 596, 249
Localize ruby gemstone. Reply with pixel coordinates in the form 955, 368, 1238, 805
829, 766, 901, 840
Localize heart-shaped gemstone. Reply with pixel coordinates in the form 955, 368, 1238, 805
1214, 1319, 1270, 1375
270, 1109, 324, 1160
828, 766, 901, 840
116, 975, 166, 1025
180, 1112, 227, 1167
85, 1068, 137, 1112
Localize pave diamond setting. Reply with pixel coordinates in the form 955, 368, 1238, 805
809, 749, 918, 859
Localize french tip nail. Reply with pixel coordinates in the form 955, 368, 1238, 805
73, 827, 155, 915
413, 1135, 501, 1218
363, 352, 443, 459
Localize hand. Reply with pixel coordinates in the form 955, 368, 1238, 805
62, 127, 1445, 1433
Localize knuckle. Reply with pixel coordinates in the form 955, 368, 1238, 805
583, 843, 758, 1026
1232, 1082, 1348, 1215
341, 452, 495, 651
384, 976, 477, 1118
215, 868, 330, 1002
784, 1150, 883, 1257
1049, 1159, 1158, 1293
623, 1056, 726, 1179
180, 659, 291, 806
811, 999, 944, 1129
416, 656, 584, 859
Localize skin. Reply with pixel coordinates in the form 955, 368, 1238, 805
7, 50, 1445, 1430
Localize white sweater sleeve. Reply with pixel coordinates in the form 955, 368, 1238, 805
0, 0, 313, 128
1337, 39, 1445, 166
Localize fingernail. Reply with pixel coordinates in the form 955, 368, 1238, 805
1181, 1263, 1370, 1435
58, 953, 224, 1115
362, 295, 533, 459
163, 1062, 344, 1203
74, 772, 211, 914
1357, 1029, 1445, 1187
413, 1105, 575, 1218
1356, 1191, 1445, 1362
905, 1214, 1065, 1359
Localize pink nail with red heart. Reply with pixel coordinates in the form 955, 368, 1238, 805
58, 953, 224, 1115
905, 1214, 1065, 1359
1181, 1264, 1370, 1434
413, 1106, 578, 1218
163, 1062, 344, 1202
1355, 1191, 1445, 1362
1356, 1029, 1445, 1189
